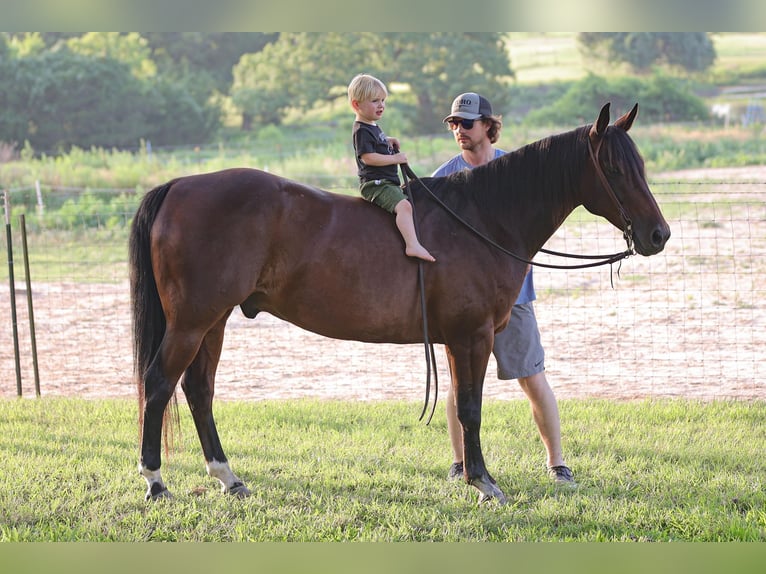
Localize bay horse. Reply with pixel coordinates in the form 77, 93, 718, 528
130, 103, 670, 504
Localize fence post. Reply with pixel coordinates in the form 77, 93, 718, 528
20, 214, 40, 396
35, 180, 44, 217
3, 189, 23, 396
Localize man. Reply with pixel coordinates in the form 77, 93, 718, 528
432, 92, 575, 486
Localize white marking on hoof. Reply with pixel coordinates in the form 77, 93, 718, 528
206, 459, 249, 495
139, 464, 171, 501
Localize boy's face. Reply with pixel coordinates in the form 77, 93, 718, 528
353, 90, 386, 123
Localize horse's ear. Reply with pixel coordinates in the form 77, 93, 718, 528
614, 103, 639, 132
590, 102, 611, 139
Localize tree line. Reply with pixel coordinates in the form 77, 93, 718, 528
0, 33, 717, 153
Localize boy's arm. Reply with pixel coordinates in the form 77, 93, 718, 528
359, 151, 408, 166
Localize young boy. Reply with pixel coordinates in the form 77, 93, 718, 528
347, 74, 435, 262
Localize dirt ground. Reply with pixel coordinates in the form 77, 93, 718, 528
2, 167, 764, 403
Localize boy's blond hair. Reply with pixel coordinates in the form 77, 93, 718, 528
348, 74, 388, 106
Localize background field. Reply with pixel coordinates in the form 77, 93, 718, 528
2, 167, 764, 402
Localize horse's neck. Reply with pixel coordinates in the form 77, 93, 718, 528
477, 137, 583, 257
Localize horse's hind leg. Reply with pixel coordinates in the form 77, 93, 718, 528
181, 314, 250, 497
139, 328, 204, 501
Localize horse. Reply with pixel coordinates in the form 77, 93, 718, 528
130, 103, 670, 504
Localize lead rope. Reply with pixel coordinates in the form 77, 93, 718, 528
400, 162, 439, 425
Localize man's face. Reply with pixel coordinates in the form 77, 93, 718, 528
446, 117, 488, 150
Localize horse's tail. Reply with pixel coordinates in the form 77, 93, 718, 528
129, 180, 179, 451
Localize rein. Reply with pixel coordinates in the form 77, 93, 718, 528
401, 153, 634, 271
400, 164, 439, 426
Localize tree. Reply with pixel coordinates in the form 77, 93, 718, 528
378, 33, 514, 133
230, 32, 514, 134
66, 32, 156, 79
231, 33, 372, 129
0, 46, 221, 152
524, 72, 709, 126
0, 50, 149, 151
578, 33, 716, 73
143, 32, 277, 94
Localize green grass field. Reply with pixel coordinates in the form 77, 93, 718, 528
507, 32, 766, 85
1, 397, 764, 542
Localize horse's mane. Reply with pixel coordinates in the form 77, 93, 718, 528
425, 122, 644, 221
426, 125, 589, 218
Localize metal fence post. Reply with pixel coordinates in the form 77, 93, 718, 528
20, 214, 40, 396
4, 189, 22, 396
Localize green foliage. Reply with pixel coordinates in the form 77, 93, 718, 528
378, 33, 515, 133
525, 73, 709, 126
66, 32, 156, 80
635, 127, 766, 171
39, 191, 136, 230
0, 44, 222, 152
231, 32, 513, 135
143, 32, 277, 95
0, 397, 764, 541
578, 33, 716, 73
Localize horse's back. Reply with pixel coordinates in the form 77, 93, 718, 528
148, 168, 432, 340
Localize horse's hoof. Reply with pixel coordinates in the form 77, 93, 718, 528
146, 487, 173, 502
470, 475, 507, 506
477, 490, 507, 505
227, 483, 251, 498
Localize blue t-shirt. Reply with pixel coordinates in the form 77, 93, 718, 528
432, 150, 536, 305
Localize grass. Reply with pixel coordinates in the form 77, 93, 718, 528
0, 397, 764, 542
508, 33, 766, 87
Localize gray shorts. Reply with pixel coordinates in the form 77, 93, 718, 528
360, 180, 406, 213
493, 302, 545, 380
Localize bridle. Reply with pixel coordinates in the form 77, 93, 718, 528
585, 136, 635, 256
401, 136, 635, 271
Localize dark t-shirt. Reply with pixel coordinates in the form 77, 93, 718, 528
352, 121, 400, 185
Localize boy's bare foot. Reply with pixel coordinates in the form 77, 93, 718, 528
406, 246, 436, 262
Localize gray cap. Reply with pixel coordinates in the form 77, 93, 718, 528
443, 92, 493, 122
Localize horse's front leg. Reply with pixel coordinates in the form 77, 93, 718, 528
182, 316, 251, 497
445, 333, 507, 505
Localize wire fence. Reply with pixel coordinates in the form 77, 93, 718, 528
1, 178, 764, 402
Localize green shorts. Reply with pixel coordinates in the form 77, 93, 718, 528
360, 180, 407, 214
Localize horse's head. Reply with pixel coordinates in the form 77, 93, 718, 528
584, 103, 671, 256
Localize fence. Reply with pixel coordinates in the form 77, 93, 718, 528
1, 174, 765, 402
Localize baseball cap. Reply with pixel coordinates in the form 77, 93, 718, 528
443, 92, 493, 122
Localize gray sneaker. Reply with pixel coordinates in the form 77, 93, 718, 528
447, 461, 464, 481
547, 465, 577, 486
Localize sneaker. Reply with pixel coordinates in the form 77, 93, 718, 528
447, 461, 464, 481
547, 465, 577, 486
